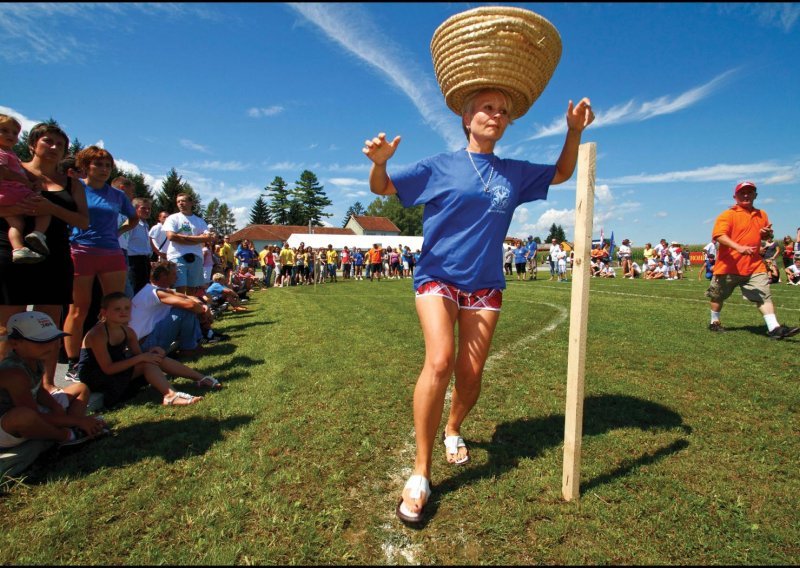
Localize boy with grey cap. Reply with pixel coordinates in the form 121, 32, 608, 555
0, 312, 106, 448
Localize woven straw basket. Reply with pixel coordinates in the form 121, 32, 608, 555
430, 6, 562, 120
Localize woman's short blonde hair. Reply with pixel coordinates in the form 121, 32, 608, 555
460, 88, 514, 140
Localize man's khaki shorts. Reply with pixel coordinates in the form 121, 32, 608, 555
705, 272, 771, 305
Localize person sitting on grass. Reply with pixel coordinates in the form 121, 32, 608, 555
229, 264, 255, 297
206, 273, 248, 312
645, 259, 668, 280
786, 257, 800, 285
130, 261, 207, 358
78, 292, 216, 408
0, 312, 107, 448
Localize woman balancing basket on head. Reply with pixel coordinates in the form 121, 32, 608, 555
362, 6, 595, 526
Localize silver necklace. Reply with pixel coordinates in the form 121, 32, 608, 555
466, 149, 496, 193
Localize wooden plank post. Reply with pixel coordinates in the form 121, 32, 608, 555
562, 142, 596, 502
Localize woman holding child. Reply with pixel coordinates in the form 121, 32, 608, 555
0, 121, 90, 392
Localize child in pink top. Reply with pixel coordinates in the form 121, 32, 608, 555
0, 114, 51, 263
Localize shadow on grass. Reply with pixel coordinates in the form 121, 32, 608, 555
218, 319, 277, 334
28, 414, 253, 484
416, 394, 691, 528
197, 355, 266, 382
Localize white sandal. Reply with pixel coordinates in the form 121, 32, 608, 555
442, 431, 470, 465
396, 474, 431, 525
163, 392, 202, 406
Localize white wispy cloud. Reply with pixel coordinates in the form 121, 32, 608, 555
247, 105, 285, 118
288, 3, 464, 150
183, 160, 249, 172
327, 177, 369, 187
718, 3, 800, 32
604, 161, 799, 185
0, 106, 42, 133
180, 139, 211, 154
0, 4, 220, 64
526, 69, 738, 140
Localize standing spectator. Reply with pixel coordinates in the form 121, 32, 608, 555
548, 238, 561, 280
126, 197, 159, 294
353, 247, 365, 281
618, 238, 633, 278
780, 236, 795, 273
503, 245, 513, 276
368, 243, 383, 281
525, 236, 538, 280
512, 240, 527, 281
163, 193, 211, 296
0, 122, 89, 392
705, 181, 799, 339
62, 147, 136, 382
326, 244, 339, 283
148, 210, 170, 262
278, 242, 294, 287
364, 87, 594, 524
112, 176, 136, 298
218, 235, 235, 278
259, 245, 275, 287
235, 239, 256, 269
341, 246, 352, 280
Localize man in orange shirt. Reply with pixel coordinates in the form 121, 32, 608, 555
368, 243, 383, 282
706, 181, 798, 339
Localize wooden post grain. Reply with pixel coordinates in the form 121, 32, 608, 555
562, 142, 596, 502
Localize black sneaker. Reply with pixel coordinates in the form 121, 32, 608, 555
768, 325, 800, 340
64, 362, 80, 383
708, 321, 726, 332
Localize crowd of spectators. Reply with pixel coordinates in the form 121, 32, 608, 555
0, 119, 247, 465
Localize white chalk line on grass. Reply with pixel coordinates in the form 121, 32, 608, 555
533, 282, 800, 312
380, 299, 568, 564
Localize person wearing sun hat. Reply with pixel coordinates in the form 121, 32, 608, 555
0, 311, 107, 449
705, 180, 799, 339
363, 6, 595, 525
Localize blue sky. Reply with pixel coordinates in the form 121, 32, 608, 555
2, 2, 798, 245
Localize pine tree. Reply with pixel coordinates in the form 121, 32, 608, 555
217, 203, 237, 234
545, 223, 567, 243
68, 137, 84, 156
341, 201, 366, 227
153, 168, 201, 216
204, 198, 221, 231
13, 131, 31, 162
249, 195, 272, 225
266, 176, 292, 225
292, 170, 332, 226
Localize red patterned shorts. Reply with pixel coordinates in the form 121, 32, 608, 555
415, 280, 503, 311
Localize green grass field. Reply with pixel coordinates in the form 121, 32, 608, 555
1, 269, 798, 565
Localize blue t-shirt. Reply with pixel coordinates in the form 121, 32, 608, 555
236, 248, 256, 264
513, 246, 528, 264
206, 282, 226, 299
353, 252, 364, 266
71, 182, 136, 249
526, 241, 538, 257
391, 150, 554, 292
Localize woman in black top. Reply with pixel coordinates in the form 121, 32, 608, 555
0, 122, 89, 391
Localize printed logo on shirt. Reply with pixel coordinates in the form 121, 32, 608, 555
487, 185, 511, 214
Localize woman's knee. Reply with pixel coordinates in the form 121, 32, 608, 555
424, 352, 455, 379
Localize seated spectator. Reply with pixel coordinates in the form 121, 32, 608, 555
130, 261, 207, 357
78, 293, 215, 408
629, 261, 642, 278
206, 273, 248, 312
600, 264, 616, 278
786, 257, 800, 285
0, 312, 107, 448
230, 265, 256, 297
645, 259, 668, 280
765, 259, 781, 285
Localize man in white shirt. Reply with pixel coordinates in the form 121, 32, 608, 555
164, 193, 212, 295
130, 261, 208, 355
786, 258, 800, 285
148, 210, 170, 261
